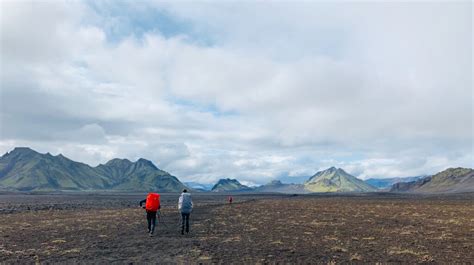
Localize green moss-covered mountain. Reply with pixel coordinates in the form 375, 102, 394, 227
211, 178, 252, 192
0, 147, 186, 192
304, 167, 376, 192
390, 168, 474, 193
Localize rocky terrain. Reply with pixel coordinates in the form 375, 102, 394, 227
1, 192, 472, 263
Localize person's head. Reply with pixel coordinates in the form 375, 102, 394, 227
183, 189, 187, 193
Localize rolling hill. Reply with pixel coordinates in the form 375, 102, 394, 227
390, 168, 474, 193
304, 167, 376, 192
0, 147, 186, 192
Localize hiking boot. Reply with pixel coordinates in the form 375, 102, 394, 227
149, 232, 154, 237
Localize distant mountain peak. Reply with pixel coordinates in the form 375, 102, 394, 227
211, 178, 251, 192
4, 147, 40, 159
10, 147, 37, 155
13, 146, 34, 151
305, 167, 376, 192
216, 178, 238, 184
268, 179, 283, 185
105, 158, 133, 167
136, 158, 158, 169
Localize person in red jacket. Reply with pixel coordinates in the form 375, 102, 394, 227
139, 193, 161, 237
228, 196, 233, 204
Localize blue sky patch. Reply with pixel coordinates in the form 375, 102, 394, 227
85, 1, 215, 46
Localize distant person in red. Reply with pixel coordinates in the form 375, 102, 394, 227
228, 196, 233, 204
139, 193, 161, 237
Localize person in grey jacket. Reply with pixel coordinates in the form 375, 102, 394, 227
178, 189, 193, 235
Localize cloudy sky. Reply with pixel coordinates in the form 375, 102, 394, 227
0, 1, 472, 185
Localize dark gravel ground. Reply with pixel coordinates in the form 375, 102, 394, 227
0, 192, 472, 263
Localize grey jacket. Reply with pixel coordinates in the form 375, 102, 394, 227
178, 193, 193, 214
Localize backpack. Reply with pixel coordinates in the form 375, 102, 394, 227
145, 193, 160, 211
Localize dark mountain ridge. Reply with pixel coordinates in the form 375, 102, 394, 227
390, 168, 474, 193
0, 147, 186, 192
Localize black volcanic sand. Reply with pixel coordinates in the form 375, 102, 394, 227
0, 192, 473, 263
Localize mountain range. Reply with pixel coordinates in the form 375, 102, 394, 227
365, 176, 424, 190
214, 168, 378, 193
0, 147, 186, 192
1, 147, 472, 194
390, 168, 474, 193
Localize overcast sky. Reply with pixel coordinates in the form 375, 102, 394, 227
0, 1, 472, 185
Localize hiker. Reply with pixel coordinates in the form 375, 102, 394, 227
139, 192, 161, 237
178, 189, 193, 235
228, 195, 233, 204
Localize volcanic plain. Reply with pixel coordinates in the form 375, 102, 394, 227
0, 192, 472, 263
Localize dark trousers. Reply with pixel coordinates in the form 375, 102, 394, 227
181, 212, 190, 234
147, 211, 157, 234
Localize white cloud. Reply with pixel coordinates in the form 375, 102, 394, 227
0, 1, 472, 185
